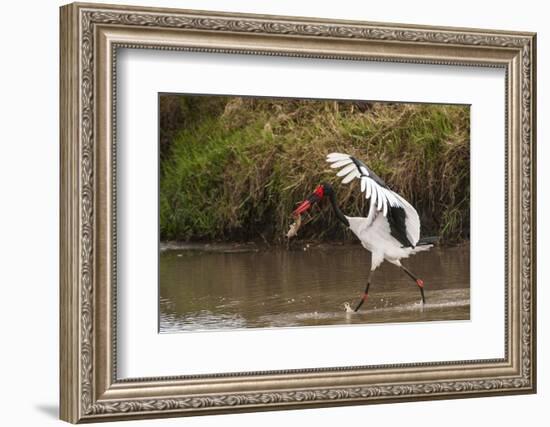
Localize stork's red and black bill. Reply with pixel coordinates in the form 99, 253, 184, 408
292, 185, 325, 217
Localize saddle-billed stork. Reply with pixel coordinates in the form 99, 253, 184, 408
291, 152, 435, 312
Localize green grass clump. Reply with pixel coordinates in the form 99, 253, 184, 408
160, 96, 469, 244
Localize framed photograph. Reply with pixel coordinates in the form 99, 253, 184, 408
60, 2, 536, 423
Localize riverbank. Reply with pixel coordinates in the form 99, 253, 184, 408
160, 239, 470, 253
160, 96, 470, 245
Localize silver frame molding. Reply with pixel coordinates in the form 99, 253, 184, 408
60, 2, 536, 423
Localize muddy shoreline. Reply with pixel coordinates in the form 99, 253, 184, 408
160, 240, 469, 253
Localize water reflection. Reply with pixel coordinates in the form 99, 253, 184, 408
159, 243, 470, 332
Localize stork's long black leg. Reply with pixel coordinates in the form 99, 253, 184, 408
400, 265, 425, 304
354, 270, 374, 312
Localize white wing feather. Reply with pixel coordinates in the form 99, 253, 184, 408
330, 159, 353, 169
365, 178, 372, 198
326, 152, 420, 245
336, 163, 356, 177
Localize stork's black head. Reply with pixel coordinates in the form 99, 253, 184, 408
292, 183, 333, 217
321, 182, 334, 196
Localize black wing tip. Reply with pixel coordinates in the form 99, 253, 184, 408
349, 157, 366, 175
417, 236, 439, 246
350, 156, 388, 188
387, 205, 414, 248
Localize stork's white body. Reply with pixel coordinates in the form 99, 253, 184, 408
326, 152, 433, 273
346, 215, 432, 271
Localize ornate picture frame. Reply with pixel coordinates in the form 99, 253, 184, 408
60, 2, 536, 423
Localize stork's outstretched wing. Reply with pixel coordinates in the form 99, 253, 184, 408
326, 152, 420, 247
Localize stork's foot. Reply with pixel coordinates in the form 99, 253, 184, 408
343, 302, 354, 313
416, 279, 426, 305
399, 265, 426, 304
353, 293, 369, 312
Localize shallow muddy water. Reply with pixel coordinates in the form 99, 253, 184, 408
159, 243, 470, 332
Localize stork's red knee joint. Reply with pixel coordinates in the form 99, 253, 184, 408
416, 279, 424, 288
362, 293, 369, 301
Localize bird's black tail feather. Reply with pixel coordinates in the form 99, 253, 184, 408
417, 236, 439, 246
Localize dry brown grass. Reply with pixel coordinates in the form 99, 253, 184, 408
160, 96, 469, 244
